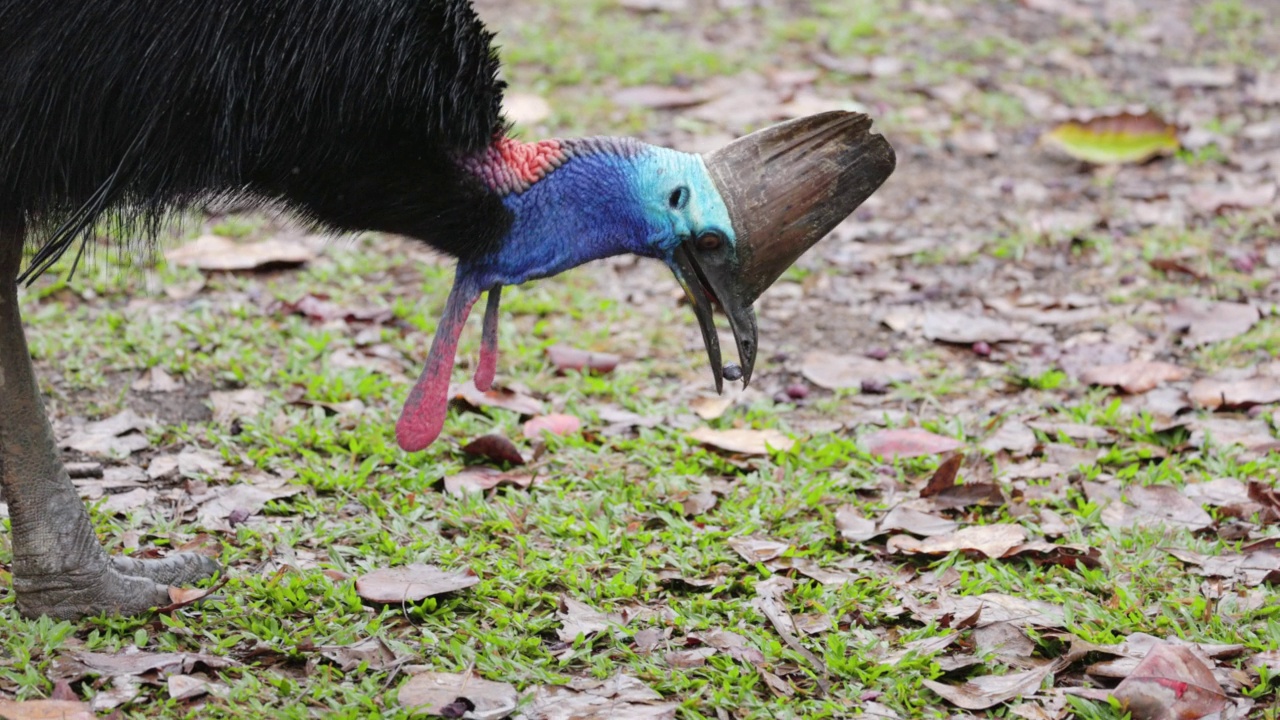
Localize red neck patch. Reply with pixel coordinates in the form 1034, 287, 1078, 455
464, 137, 566, 195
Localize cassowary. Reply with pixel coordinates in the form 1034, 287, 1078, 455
0, 0, 894, 619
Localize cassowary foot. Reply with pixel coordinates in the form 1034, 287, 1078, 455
110, 553, 221, 587
14, 554, 219, 621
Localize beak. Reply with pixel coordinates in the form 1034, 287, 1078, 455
680, 111, 895, 389
669, 243, 758, 393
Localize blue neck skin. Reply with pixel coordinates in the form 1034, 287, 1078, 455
456, 146, 732, 293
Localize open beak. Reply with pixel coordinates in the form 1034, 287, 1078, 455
676, 111, 897, 392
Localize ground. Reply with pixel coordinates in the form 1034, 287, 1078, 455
1, 0, 1279, 718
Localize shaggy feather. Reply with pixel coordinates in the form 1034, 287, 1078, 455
0, 0, 513, 279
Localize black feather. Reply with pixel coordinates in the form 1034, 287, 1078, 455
0, 0, 514, 281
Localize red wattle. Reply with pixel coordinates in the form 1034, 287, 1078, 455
474, 286, 501, 392
396, 284, 480, 452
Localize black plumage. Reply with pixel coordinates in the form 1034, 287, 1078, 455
0, 0, 514, 279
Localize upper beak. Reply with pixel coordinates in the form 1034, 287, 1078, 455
675, 111, 897, 392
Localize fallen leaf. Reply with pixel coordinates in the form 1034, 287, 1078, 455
461, 434, 526, 465
865, 428, 963, 459
1165, 299, 1260, 346
62, 409, 151, 458
612, 85, 717, 109
0, 700, 95, 720
1166, 66, 1236, 88
1189, 376, 1280, 409
950, 129, 1000, 156
452, 381, 544, 416
920, 454, 964, 497
442, 468, 534, 497
665, 647, 717, 668
1112, 643, 1227, 720
980, 421, 1039, 456
835, 505, 879, 542
504, 92, 552, 125
922, 310, 1023, 344
1189, 417, 1277, 452
801, 350, 918, 390
523, 414, 582, 439
131, 367, 183, 393
165, 234, 315, 271
209, 389, 267, 426
1149, 257, 1207, 281
889, 524, 1027, 559
520, 676, 677, 720
688, 427, 794, 455
689, 630, 765, 665
397, 671, 518, 720
1104, 485, 1214, 532
355, 564, 479, 604
1080, 361, 1188, 394
89, 676, 141, 712
277, 293, 392, 324
881, 506, 959, 537
61, 649, 238, 679
168, 674, 225, 701
178, 446, 229, 479
195, 480, 301, 528
1187, 184, 1277, 215
676, 490, 717, 516
728, 537, 791, 563
924, 664, 1055, 710
557, 597, 625, 642
907, 592, 1066, 629
546, 345, 621, 374
1040, 111, 1179, 165
689, 395, 735, 420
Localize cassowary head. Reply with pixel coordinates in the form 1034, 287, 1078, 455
397, 111, 895, 451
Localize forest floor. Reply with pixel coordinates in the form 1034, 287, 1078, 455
2, 0, 1279, 718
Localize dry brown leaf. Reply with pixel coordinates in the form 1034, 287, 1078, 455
318, 638, 401, 672
522, 413, 582, 439
62, 409, 151, 458
907, 592, 1066, 628
1166, 66, 1236, 88
689, 630, 765, 665
520, 675, 677, 720
397, 671, 518, 719
1112, 643, 1228, 720
676, 490, 717, 516
443, 468, 534, 497
923, 664, 1054, 711
504, 92, 551, 125
132, 367, 183, 393
612, 85, 717, 109
0, 700, 95, 720
168, 674, 225, 701
865, 428, 963, 459
546, 345, 621, 374
880, 506, 958, 537
557, 597, 625, 642
1080, 361, 1188, 394
1187, 183, 1276, 215
355, 564, 479, 604
835, 505, 879, 542
1101, 485, 1214, 532
209, 388, 267, 425
277, 293, 393, 324
920, 453, 963, 497
165, 234, 315, 271
1189, 376, 1280, 410
800, 351, 918, 390
1165, 299, 1261, 346
452, 380, 544, 416
195, 481, 301, 528
889, 524, 1027, 559
688, 427, 794, 455
460, 434, 525, 465
728, 537, 791, 563
980, 421, 1039, 456
922, 310, 1023, 344
62, 649, 238, 679
689, 395, 735, 420
665, 647, 717, 668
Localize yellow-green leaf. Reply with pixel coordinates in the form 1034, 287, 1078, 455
1040, 111, 1179, 164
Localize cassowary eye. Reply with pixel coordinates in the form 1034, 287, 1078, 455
668, 186, 689, 210
695, 230, 724, 251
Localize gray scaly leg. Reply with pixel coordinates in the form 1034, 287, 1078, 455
1, 219, 219, 619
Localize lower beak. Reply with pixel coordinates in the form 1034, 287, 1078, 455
670, 244, 758, 393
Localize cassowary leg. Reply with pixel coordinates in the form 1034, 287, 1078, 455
0, 222, 218, 619
474, 286, 501, 392
396, 279, 482, 451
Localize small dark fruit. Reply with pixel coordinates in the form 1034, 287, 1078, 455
722, 363, 743, 381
